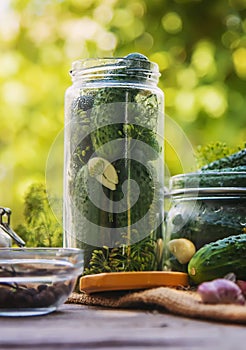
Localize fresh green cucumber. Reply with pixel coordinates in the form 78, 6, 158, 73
188, 233, 246, 284
112, 159, 158, 242
72, 164, 113, 264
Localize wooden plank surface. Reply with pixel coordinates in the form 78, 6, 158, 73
0, 303, 245, 349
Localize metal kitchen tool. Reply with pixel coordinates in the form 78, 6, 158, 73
0, 207, 25, 247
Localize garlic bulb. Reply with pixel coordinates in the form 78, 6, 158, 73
197, 278, 245, 305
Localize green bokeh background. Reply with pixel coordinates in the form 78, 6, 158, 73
0, 0, 246, 226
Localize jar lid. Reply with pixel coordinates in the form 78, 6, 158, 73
80, 271, 189, 294
70, 54, 160, 85
170, 171, 246, 196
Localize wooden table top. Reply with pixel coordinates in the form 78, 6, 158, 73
0, 303, 245, 349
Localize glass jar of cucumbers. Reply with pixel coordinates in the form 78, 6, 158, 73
165, 168, 246, 273
63, 53, 165, 275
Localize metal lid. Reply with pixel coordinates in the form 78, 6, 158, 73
70, 54, 160, 85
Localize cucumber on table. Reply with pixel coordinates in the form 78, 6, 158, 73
188, 233, 246, 284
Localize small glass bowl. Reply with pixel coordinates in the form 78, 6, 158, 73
0, 248, 84, 317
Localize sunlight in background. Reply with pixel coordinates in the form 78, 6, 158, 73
176, 68, 198, 89
233, 47, 246, 78
161, 12, 183, 34
149, 52, 170, 71
191, 41, 216, 78
0, 1, 19, 42
175, 91, 197, 122
197, 85, 228, 118
0, 0, 246, 225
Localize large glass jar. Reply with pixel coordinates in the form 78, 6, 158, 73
63, 54, 164, 275
165, 171, 246, 272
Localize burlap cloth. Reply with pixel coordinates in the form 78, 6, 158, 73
67, 287, 246, 324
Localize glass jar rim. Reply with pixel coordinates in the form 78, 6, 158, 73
70, 57, 160, 84
169, 171, 246, 195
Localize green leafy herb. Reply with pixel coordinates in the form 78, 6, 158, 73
15, 183, 62, 247
195, 141, 246, 169
84, 237, 160, 275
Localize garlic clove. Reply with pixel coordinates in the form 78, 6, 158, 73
88, 157, 118, 190
167, 238, 196, 264
96, 174, 116, 191
88, 157, 105, 177
103, 163, 118, 185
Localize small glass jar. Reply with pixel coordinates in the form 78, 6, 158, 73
165, 171, 246, 272
63, 54, 165, 275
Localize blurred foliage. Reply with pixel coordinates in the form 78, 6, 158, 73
0, 0, 246, 228
15, 183, 62, 247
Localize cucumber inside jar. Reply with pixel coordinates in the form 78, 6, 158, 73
90, 87, 161, 162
